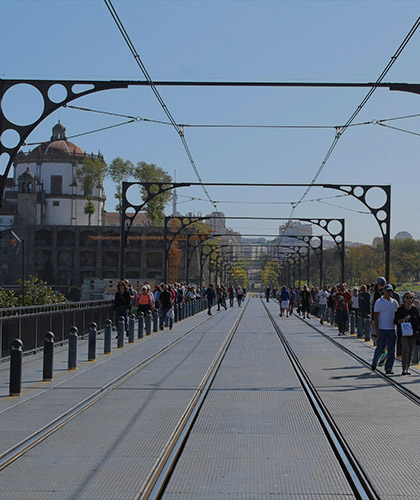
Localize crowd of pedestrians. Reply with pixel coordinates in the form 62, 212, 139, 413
264, 277, 420, 376
113, 280, 246, 328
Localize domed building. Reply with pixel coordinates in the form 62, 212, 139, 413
13, 122, 105, 226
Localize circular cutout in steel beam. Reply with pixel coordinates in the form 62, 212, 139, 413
1, 129, 21, 149
1, 83, 45, 126
364, 187, 387, 210
327, 220, 342, 236
48, 84, 68, 103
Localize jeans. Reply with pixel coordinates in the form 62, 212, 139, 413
318, 304, 327, 322
115, 306, 129, 331
336, 309, 348, 333
160, 307, 171, 327
372, 329, 396, 371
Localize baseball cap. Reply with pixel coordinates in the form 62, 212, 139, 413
383, 284, 394, 291
376, 276, 386, 286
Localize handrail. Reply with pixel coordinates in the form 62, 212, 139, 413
0, 300, 113, 318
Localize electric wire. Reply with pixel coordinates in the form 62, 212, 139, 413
103, 0, 219, 215
292, 16, 420, 212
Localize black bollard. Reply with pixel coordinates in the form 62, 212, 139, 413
117, 317, 125, 348
9, 338, 23, 396
68, 326, 78, 371
357, 314, 363, 338
145, 311, 152, 335
104, 319, 112, 354
88, 322, 97, 361
364, 314, 371, 342
174, 304, 179, 323
43, 331, 54, 381
138, 312, 144, 339
153, 310, 158, 332
128, 315, 135, 343
350, 311, 355, 334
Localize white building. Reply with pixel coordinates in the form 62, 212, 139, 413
10, 122, 105, 226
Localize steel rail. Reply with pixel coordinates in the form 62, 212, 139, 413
262, 300, 380, 500
0, 309, 218, 472
295, 313, 420, 408
138, 299, 250, 500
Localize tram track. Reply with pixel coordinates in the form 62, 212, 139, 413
0, 307, 228, 472
294, 311, 420, 408
262, 299, 380, 500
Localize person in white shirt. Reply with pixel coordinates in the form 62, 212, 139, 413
317, 285, 329, 325
371, 284, 399, 374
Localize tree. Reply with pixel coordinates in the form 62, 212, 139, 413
83, 196, 96, 226
0, 275, 68, 307
107, 157, 134, 211
261, 260, 281, 289
132, 161, 172, 226
76, 156, 107, 196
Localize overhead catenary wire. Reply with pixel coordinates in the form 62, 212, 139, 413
103, 0, 220, 215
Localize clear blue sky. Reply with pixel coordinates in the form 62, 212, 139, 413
2, 0, 420, 244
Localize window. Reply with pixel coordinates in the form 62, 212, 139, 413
51, 175, 62, 195
53, 201, 60, 207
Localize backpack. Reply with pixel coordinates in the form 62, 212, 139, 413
338, 295, 346, 311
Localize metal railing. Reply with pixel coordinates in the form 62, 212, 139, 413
1, 300, 114, 358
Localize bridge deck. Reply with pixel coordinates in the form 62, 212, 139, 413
1, 299, 419, 499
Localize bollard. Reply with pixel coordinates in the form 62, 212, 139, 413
128, 315, 135, 343
138, 312, 144, 339
117, 317, 125, 348
153, 310, 159, 332
68, 326, 78, 370
145, 311, 152, 335
181, 303, 185, 320
9, 338, 23, 396
104, 319, 112, 354
350, 311, 355, 334
174, 304, 178, 323
357, 314, 363, 338
43, 331, 54, 381
88, 322, 97, 361
364, 315, 371, 342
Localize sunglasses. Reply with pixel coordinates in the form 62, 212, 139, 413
404, 296, 414, 300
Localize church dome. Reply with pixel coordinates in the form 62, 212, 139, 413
26, 122, 86, 159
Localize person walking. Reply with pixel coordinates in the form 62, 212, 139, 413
317, 285, 329, 325
334, 283, 352, 336
300, 285, 312, 319
159, 284, 173, 329
113, 281, 131, 335
236, 286, 244, 307
371, 284, 399, 374
394, 292, 420, 375
279, 286, 290, 317
204, 284, 216, 315
265, 287, 271, 303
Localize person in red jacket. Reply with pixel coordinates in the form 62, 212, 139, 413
334, 283, 352, 336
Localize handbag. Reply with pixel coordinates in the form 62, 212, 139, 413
401, 322, 414, 336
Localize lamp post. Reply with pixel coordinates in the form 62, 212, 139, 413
11, 231, 25, 306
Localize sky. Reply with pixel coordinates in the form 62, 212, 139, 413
1, 0, 420, 245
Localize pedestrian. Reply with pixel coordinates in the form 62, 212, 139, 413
350, 286, 359, 316
265, 287, 271, 302
289, 288, 296, 316
358, 285, 371, 320
300, 284, 312, 319
317, 285, 329, 325
327, 286, 337, 324
204, 284, 216, 315
371, 284, 399, 374
138, 285, 153, 316
159, 284, 173, 329
236, 286, 244, 307
228, 285, 235, 307
279, 286, 290, 317
334, 283, 352, 336
394, 292, 420, 375
113, 281, 131, 334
